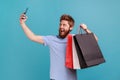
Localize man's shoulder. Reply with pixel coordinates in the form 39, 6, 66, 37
42, 35, 57, 40
43, 35, 57, 38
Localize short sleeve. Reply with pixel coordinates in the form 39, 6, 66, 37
42, 36, 53, 46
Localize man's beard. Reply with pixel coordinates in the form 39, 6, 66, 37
59, 28, 70, 39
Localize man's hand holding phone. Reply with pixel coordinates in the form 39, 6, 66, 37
20, 8, 28, 24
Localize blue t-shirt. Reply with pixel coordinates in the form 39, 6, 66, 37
42, 35, 77, 80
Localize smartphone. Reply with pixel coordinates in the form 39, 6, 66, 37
21, 8, 28, 19
23, 8, 28, 14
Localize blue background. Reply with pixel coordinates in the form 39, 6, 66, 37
0, 0, 120, 80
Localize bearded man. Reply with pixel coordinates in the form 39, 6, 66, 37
20, 14, 92, 80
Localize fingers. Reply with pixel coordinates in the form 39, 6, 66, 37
80, 24, 87, 29
20, 14, 28, 23
20, 14, 27, 20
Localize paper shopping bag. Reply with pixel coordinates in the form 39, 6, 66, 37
72, 35, 81, 69
65, 34, 73, 69
73, 33, 105, 69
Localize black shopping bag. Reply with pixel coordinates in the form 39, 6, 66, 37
73, 29, 105, 69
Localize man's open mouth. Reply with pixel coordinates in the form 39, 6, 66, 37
60, 29, 65, 33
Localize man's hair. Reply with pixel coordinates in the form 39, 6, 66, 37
60, 14, 75, 28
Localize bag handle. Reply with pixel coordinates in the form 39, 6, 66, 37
77, 26, 87, 34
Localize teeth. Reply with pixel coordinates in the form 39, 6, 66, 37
61, 29, 64, 32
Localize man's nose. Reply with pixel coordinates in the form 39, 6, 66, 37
60, 25, 64, 28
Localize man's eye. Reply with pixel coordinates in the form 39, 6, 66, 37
63, 24, 66, 26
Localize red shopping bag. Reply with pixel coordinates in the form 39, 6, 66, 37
65, 34, 73, 69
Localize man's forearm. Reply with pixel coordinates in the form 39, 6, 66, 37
20, 22, 35, 41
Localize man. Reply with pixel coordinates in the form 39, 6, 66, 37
19, 13, 94, 80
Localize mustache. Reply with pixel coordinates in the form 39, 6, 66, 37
58, 28, 70, 38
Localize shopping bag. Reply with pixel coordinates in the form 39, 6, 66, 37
72, 35, 81, 69
65, 34, 73, 69
65, 34, 81, 69
73, 28, 105, 69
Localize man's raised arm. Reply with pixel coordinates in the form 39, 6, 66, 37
19, 14, 44, 44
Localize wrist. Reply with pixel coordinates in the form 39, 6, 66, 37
84, 28, 88, 31
20, 21, 25, 25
